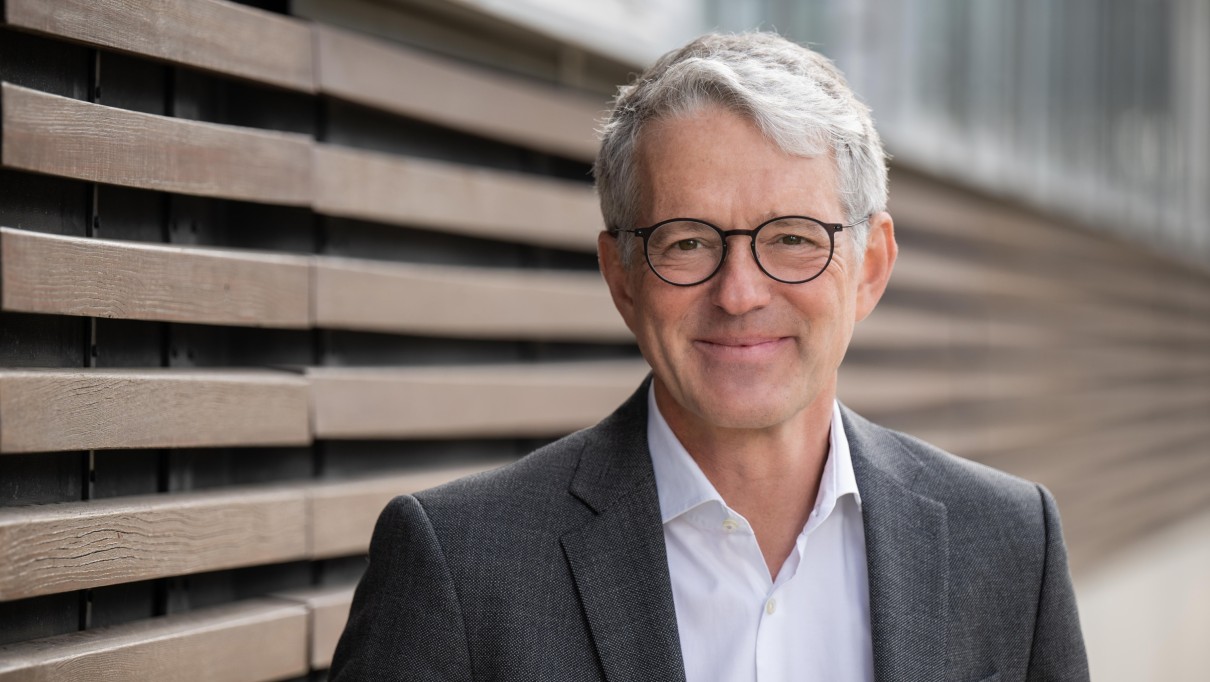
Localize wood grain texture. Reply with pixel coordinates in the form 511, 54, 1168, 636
0, 599, 308, 681
2, 0, 315, 92
0, 369, 311, 453
0, 464, 501, 602
308, 464, 506, 559
0, 227, 311, 328
308, 360, 649, 439
0, 488, 309, 601
313, 256, 629, 340
273, 586, 355, 670
313, 144, 600, 251
0, 82, 313, 205
314, 24, 602, 160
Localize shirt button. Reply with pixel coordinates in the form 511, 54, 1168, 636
765, 598, 777, 615
722, 518, 739, 534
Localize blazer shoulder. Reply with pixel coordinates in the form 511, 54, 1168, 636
860, 415, 1049, 525
860, 419, 1089, 677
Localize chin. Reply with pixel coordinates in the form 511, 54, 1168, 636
684, 389, 809, 431
679, 363, 834, 426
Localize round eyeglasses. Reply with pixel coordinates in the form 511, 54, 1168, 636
616, 215, 867, 286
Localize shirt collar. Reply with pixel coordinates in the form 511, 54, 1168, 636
647, 383, 862, 527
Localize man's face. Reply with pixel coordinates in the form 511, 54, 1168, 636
599, 106, 893, 434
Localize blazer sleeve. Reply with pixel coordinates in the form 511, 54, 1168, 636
1026, 484, 1090, 681
329, 494, 474, 681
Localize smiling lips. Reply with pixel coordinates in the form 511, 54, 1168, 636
693, 336, 792, 361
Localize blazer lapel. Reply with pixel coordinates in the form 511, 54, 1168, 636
844, 407, 949, 682
561, 380, 687, 682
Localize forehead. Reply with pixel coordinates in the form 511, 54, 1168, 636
634, 107, 841, 225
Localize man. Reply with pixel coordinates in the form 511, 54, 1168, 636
331, 32, 1089, 682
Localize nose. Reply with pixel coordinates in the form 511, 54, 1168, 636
708, 237, 772, 315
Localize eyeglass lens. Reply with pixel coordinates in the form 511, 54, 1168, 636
645, 218, 833, 285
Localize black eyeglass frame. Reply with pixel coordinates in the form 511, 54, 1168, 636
615, 214, 868, 286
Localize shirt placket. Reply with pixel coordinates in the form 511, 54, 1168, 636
754, 515, 818, 682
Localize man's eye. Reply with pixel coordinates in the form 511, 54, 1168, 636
779, 234, 805, 246
674, 239, 701, 251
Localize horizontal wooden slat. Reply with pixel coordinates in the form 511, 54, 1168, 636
0, 227, 633, 338
0, 487, 309, 601
0, 599, 308, 681
313, 257, 628, 340
309, 464, 504, 559
0, 227, 311, 328
273, 586, 355, 671
0, 464, 493, 602
2, 0, 315, 92
0, 369, 311, 453
0, 82, 312, 205
314, 25, 601, 160
309, 360, 649, 439
312, 144, 600, 251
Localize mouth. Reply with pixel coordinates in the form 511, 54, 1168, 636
692, 336, 792, 360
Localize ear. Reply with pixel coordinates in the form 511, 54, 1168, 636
854, 211, 897, 322
598, 231, 641, 332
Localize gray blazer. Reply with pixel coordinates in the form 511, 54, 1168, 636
330, 382, 1089, 681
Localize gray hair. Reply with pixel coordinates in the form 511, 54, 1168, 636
594, 32, 887, 264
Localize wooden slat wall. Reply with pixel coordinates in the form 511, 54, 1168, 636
0, 466, 502, 602
0, 83, 314, 205
312, 144, 601, 250
0, 227, 312, 328
308, 361, 651, 439
0, 486, 310, 601
273, 586, 355, 670
312, 257, 628, 340
308, 465, 504, 559
313, 24, 602, 161
0, 0, 1207, 678
0, 369, 311, 452
0, 228, 623, 340
1, 0, 315, 92
0, 600, 310, 682
1, 3, 623, 676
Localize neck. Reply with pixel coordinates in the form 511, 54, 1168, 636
654, 378, 835, 578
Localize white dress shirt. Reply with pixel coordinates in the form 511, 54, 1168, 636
647, 385, 874, 682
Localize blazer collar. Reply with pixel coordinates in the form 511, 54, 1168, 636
559, 387, 950, 682
561, 377, 687, 682
843, 405, 950, 682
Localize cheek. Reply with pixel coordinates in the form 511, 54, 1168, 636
629, 290, 695, 355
